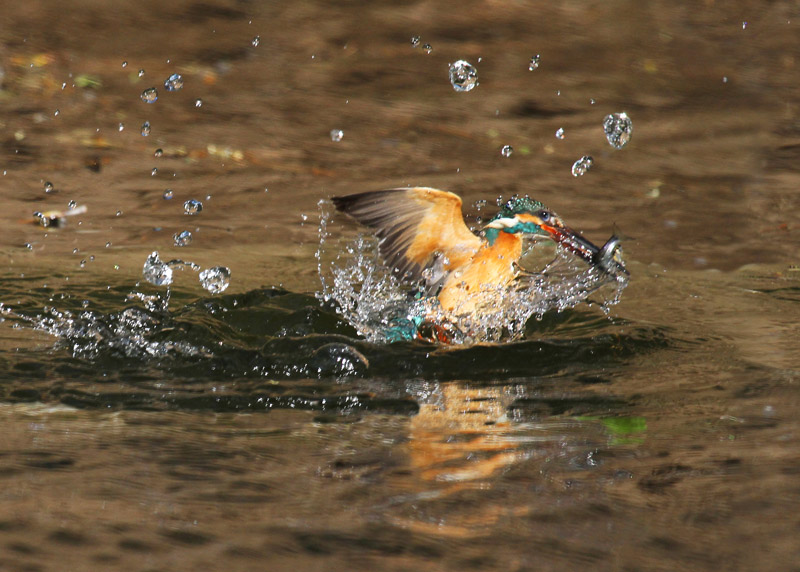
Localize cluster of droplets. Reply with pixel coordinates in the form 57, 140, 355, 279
142, 251, 230, 294
411, 35, 433, 53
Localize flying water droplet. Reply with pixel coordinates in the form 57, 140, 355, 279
555, 127, 565, 139
330, 129, 344, 142
24, 243, 33, 250
603, 112, 633, 149
173, 230, 193, 247
164, 73, 183, 91
141, 88, 158, 103
199, 266, 231, 294
742, 21, 748, 30
141, 121, 151, 136
571, 155, 594, 177
163, 189, 174, 200
142, 251, 173, 286
422, 43, 433, 54
154, 148, 163, 158
194, 99, 203, 108
151, 168, 158, 176
411, 35, 421, 47
118, 123, 124, 132
44, 181, 54, 193
448, 60, 479, 92
501, 145, 513, 157
138, 69, 145, 77
528, 54, 541, 70
68, 200, 77, 209
183, 199, 203, 215
252, 35, 260, 47
122, 61, 128, 68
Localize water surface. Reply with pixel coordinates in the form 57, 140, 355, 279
0, 1, 799, 570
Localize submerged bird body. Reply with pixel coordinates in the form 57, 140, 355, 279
331, 187, 615, 324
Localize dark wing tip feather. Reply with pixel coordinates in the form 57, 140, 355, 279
331, 189, 431, 283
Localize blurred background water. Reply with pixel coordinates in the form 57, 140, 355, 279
0, 1, 798, 570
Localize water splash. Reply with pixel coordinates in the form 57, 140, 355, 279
448, 60, 479, 92
164, 73, 184, 91
141, 88, 158, 103
603, 112, 633, 149
317, 202, 627, 345
199, 267, 231, 294
183, 199, 203, 215
571, 155, 594, 177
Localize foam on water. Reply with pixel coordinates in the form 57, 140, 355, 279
317, 201, 627, 344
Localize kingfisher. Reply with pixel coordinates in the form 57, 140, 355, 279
332, 187, 625, 335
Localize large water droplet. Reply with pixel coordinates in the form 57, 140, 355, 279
183, 199, 203, 215
199, 266, 231, 294
141, 88, 158, 103
571, 155, 594, 177
603, 112, 633, 149
141, 121, 151, 136
142, 251, 173, 286
528, 54, 541, 70
330, 129, 344, 142
164, 73, 183, 91
173, 230, 193, 247
448, 60, 479, 92
501, 145, 513, 157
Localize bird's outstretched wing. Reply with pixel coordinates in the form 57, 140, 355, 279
332, 187, 483, 286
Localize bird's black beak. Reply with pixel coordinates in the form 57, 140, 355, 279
540, 224, 629, 276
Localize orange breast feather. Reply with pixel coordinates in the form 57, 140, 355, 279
437, 231, 522, 314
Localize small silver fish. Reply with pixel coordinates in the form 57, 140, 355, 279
592, 235, 628, 275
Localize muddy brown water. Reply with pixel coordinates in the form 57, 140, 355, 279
0, 1, 799, 570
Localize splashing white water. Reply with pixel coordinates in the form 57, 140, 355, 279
317, 201, 627, 344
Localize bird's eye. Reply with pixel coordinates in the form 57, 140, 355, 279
537, 210, 550, 222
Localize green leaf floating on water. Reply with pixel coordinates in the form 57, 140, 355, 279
75, 74, 102, 89
599, 416, 647, 435
578, 416, 647, 444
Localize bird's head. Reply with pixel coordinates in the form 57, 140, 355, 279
484, 196, 620, 271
